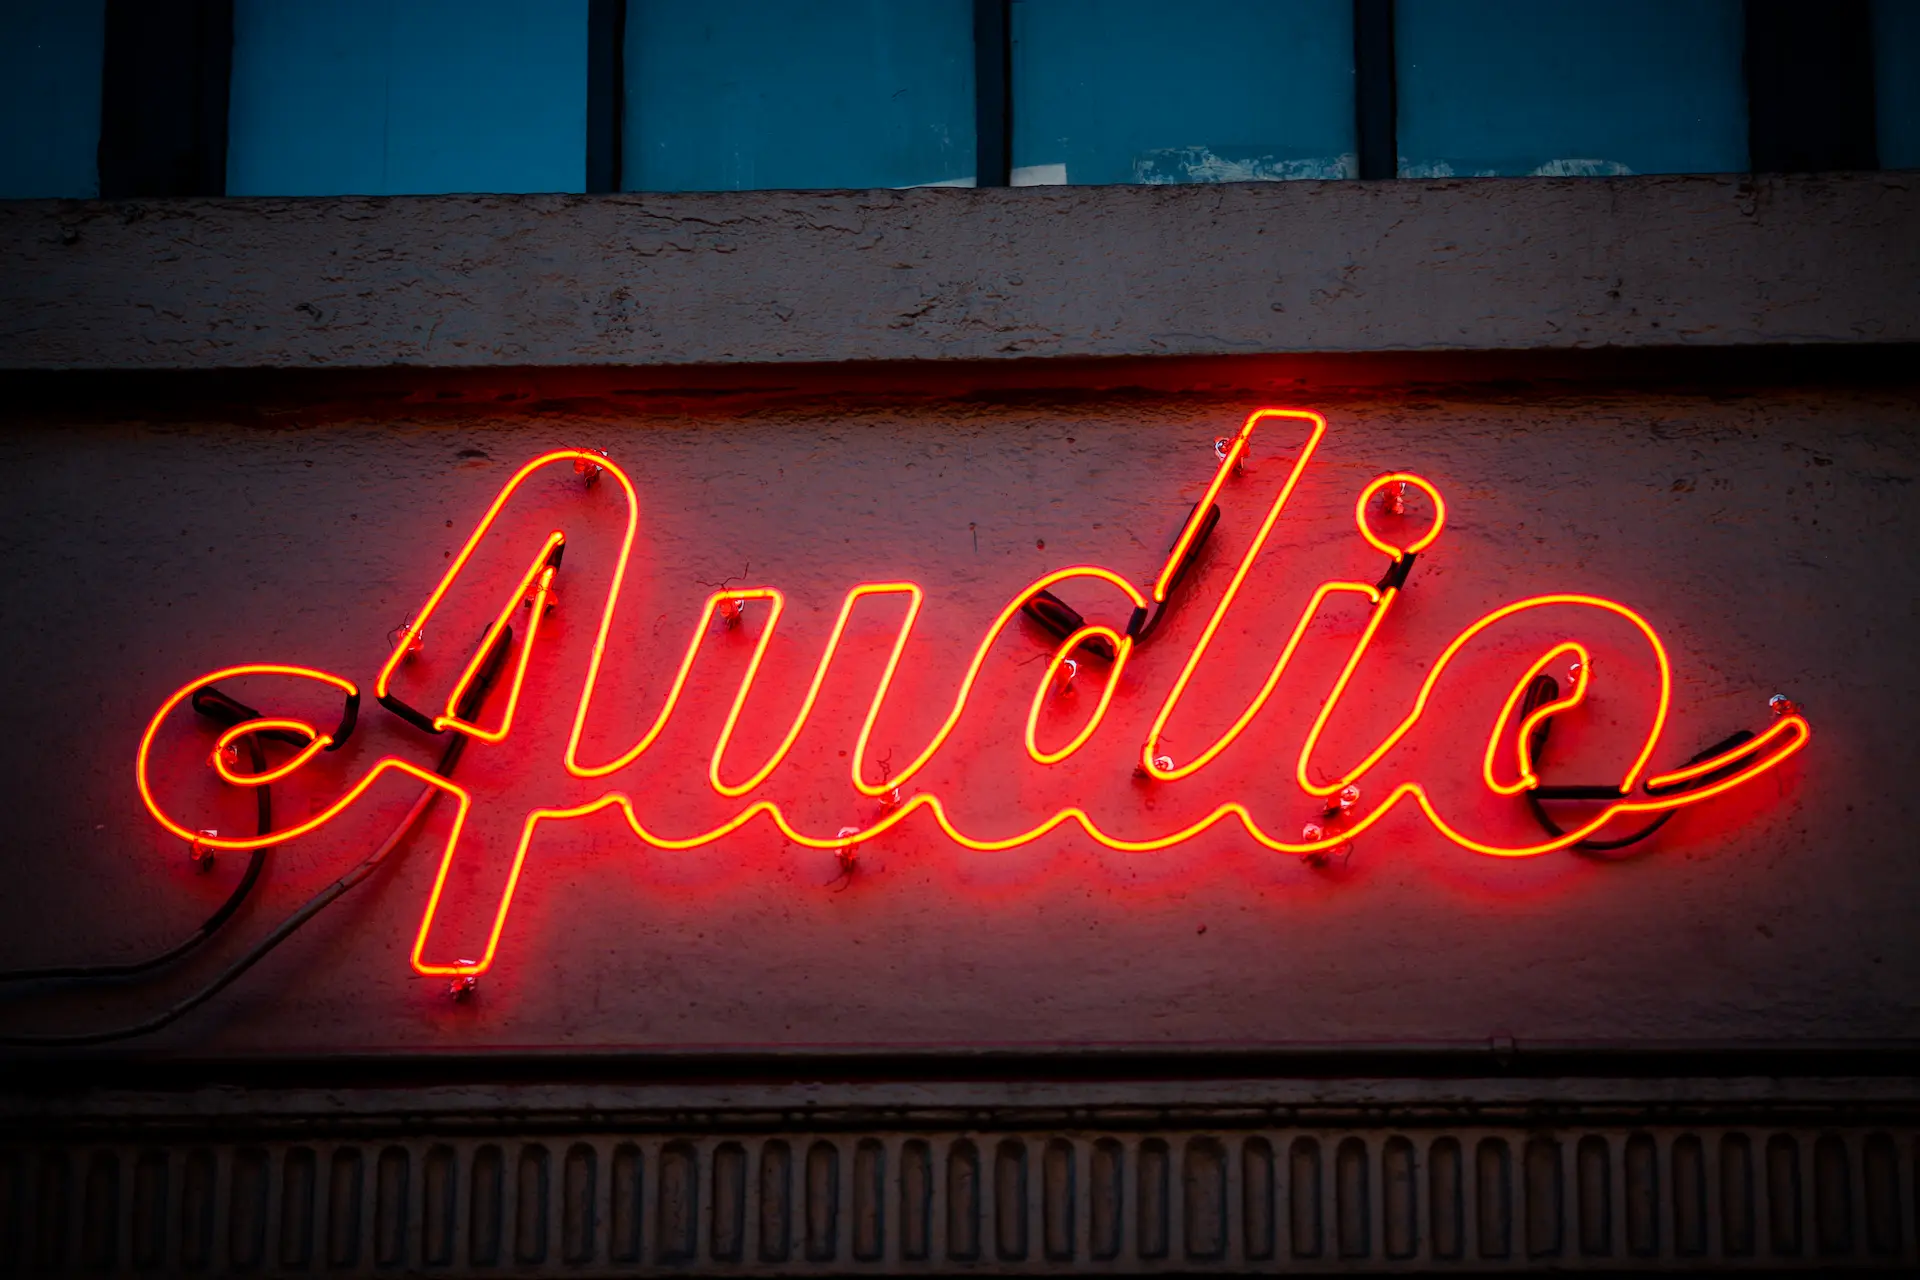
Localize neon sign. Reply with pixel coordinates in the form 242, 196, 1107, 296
137, 410, 1810, 982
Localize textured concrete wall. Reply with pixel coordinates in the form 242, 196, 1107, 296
1, 173, 1915, 370
0, 387, 1911, 1057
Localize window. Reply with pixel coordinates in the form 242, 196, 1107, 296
226, 0, 590, 196
0, 0, 106, 198
622, 0, 975, 192
1874, 0, 1920, 170
1010, 0, 1355, 186
0, 0, 1906, 200
1395, 0, 1748, 178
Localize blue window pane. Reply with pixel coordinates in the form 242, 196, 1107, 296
0, 0, 105, 199
623, 0, 974, 192
1012, 0, 1355, 186
1875, 0, 1920, 170
227, 0, 589, 196
1396, 0, 1747, 178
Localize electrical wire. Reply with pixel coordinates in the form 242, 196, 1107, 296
0, 736, 274, 984
1519, 674, 1760, 853
0, 629, 509, 1047
1526, 786, 1677, 853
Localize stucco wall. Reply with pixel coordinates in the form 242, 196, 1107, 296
1, 173, 1915, 370
0, 385, 1910, 1057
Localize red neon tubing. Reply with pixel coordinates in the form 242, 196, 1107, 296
133, 426, 1812, 980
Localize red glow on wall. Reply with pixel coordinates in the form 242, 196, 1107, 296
135, 410, 1811, 980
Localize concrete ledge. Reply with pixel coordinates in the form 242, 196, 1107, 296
0, 173, 1914, 370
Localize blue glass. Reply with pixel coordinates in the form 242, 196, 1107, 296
623, 0, 975, 192
1395, 0, 1747, 177
0, 0, 105, 199
227, 0, 589, 196
1875, 0, 1920, 170
1011, 0, 1356, 186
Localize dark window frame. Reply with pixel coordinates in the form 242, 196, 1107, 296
60, 0, 1905, 201
98, 0, 232, 199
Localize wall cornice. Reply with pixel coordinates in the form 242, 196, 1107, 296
1, 173, 1914, 371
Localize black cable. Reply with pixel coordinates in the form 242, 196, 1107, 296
1526, 785, 1677, 853
1519, 674, 1763, 853
0, 734, 274, 984
0, 629, 510, 1046
0, 756, 441, 1046
1134, 501, 1221, 646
